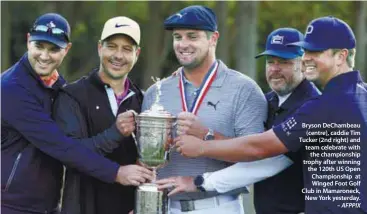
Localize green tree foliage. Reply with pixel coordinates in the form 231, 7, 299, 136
1, 1, 365, 91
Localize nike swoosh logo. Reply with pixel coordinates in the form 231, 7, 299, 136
115, 24, 130, 28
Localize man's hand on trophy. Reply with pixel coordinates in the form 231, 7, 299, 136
155, 176, 197, 196
116, 110, 137, 136
176, 112, 207, 139
174, 135, 205, 158
115, 165, 154, 186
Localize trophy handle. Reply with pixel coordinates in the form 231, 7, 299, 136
130, 110, 138, 146
129, 111, 141, 162
131, 132, 138, 146
167, 121, 178, 153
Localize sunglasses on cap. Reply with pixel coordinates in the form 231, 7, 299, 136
31, 25, 69, 41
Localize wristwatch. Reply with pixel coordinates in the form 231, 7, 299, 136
204, 128, 214, 140
194, 175, 206, 192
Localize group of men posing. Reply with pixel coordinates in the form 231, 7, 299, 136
2, 4, 366, 214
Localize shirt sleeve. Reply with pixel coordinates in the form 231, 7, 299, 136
202, 155, 293, 193
234, 81, 267, 136
53, 91, 126, 156
142, 84, 157, 111
3, 84, 119, 183
273, 98, 325, 152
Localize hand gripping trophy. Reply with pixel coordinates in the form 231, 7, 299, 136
133, 77, 176, 214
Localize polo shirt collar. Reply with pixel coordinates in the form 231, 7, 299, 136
179, 59, 227, 88
323, 71, 363, 92
89, 69, 136, 96
268, 79, 318, 111
280, 79, 316, 110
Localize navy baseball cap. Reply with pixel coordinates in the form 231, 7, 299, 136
164, 5, 217, 32
255, 28, 304, 59
29, 13, 71, 48
287, 16, 356, 51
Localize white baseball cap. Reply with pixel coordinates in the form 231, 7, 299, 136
100, 16, 140, 45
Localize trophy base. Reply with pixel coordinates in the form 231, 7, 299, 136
135, 183, 168, 214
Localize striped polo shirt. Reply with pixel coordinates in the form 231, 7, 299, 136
142, 60, 267, 200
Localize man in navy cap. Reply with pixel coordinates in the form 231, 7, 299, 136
253, 28, 320, 214
174, 16, 367, 213
1, 13, 153, 214
142, 4, 267, 214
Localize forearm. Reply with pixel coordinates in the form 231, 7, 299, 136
73, 124, 124, 155
53, 92, 124, 155
204, 155, 293, 193
202, 130, 288, 162
211, 129, 230, 140
205, 128, 230, 140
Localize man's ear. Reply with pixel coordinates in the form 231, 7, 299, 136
134, 47, 141, 64
26, 33, 31, 49
336, 49, 348, 67
97, 40, 103, 58
64, 43, 72, 54
211, 31, 220, 47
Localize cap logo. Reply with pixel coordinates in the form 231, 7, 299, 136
47, 21, 56, 28
271, 35, 284, 45
175, 13, 187, 19
306, 25, 314, 35
115, 23, 129, 28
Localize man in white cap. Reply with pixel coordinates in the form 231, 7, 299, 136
53, 16, 151, 214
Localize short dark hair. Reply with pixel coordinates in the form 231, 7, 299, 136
101, 34, 139, 49
332, 48, 356, 69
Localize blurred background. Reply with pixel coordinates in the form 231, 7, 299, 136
1, 2, 366, 213
1, 1, 366, 92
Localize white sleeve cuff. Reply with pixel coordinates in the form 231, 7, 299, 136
201, 172, 215, 191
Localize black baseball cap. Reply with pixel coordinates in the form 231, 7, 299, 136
29, 13, 71, 48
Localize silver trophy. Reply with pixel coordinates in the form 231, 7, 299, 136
134, 77, 176, 214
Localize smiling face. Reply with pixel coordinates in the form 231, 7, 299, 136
265, 56, 303, 96
302, 49, 336, 86
98, 34, 140, 80
172, 29, 217, 70
27, 34, 70, 77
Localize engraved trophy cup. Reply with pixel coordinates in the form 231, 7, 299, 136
134, 78, 176, 214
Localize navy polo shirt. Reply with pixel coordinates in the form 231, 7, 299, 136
274, 71, 367, 213
255, 79, 320, 214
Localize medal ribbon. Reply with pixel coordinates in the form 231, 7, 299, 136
179, 61, 219, 115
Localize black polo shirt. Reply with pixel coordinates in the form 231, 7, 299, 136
274, 71, 367, 214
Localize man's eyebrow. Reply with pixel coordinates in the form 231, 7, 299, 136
187, 32, 198, 36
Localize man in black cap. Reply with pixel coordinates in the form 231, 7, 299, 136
174, 16, 367, 214
142, 5, 268, 214
1, 13, 153, 214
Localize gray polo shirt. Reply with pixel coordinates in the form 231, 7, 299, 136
142, 60, 267, 200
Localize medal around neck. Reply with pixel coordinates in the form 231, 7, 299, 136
134, 77, 176, 214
